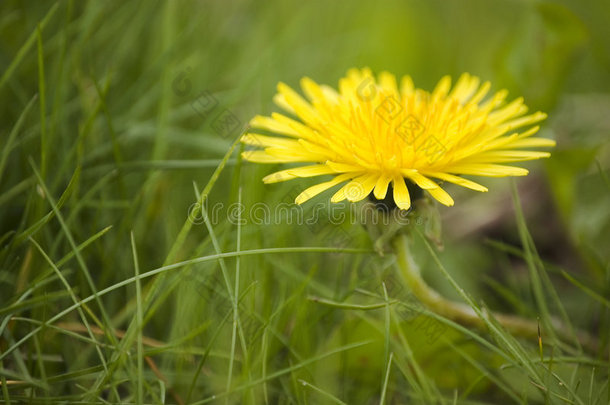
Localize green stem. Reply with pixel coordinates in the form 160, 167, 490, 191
392, 232, 599, 353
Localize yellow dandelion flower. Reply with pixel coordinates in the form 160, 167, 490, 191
241, 68, 555, 210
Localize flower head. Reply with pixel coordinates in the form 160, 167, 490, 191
241, 68, 555, 210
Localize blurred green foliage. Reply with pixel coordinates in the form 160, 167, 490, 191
1, 0, 609, 403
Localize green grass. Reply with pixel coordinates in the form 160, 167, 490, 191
1, 0, 609, 403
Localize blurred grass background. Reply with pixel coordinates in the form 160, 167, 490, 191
1, 0, 609, 403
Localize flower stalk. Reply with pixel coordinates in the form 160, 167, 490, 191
391, 231, 600, 353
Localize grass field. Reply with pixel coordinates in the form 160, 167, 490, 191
1, 1, 609, 403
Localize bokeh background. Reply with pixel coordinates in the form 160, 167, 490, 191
1, 0, 609, 403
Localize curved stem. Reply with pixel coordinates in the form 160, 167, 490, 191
392, 232, 599, 353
